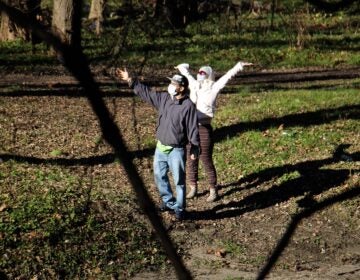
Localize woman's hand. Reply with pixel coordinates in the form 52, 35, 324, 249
238, 61, 253, 67
174, 63, 190, 70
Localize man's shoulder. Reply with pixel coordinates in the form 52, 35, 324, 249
183, 97, 197, 109
181, 96, 193, 103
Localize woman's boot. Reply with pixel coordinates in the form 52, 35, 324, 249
206, 187, 218, 202
186, 185, 197, 199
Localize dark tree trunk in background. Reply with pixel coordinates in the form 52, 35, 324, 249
26, 0, 42, 50
164, 0, 179, 28
88, 0, 106, 35
163, 0, 198, 28
0, 0, 17, 41
154, 0, 162, 18
270, 0, 276, 29
186, 0, 199, 22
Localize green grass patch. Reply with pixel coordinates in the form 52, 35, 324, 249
213, 88, 359, 182
0, 163, 165, 279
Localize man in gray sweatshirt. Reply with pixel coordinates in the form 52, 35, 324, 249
116, 68, 200, 220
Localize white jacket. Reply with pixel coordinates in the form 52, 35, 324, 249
177, 62, 245, 123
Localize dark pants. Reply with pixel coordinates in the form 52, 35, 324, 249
186, 124, 217, 189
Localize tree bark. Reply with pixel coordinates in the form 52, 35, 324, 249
0, 6, 17, 40
88, 0, 106, 36
52, 0, 75, 45
0, 0, 36, 41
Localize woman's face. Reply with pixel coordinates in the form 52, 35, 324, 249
197, 70, 207, 81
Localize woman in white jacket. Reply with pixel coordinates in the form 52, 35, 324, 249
176, 61, 253, 202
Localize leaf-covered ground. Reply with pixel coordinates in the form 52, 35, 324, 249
0, 68, 359, 279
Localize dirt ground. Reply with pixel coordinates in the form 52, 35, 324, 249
1, 66, 359, 280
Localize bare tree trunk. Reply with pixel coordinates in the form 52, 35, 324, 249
185, 0, 198, 23
162, 0, 198, 28
270, 0, 276, 29
153, 0, 162, 18
0, 7, 17, 40
52, 0, 75, 45
0, 0, 28, 41
88, 0, 106, 36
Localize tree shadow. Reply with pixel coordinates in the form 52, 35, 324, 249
243, 81, 360, 92
0, 105, 358, 166
213, 105, 360, 144
188, 144, 359, 221
256, 183, 360, 280
186, 144, 359, 280
0, 148, 154, 166
187, 144, 359, 279
0, 86, 133, 98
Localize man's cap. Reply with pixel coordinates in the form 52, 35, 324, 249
167, 74, 189, 88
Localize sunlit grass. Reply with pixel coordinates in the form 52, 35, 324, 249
213, 88, 360, 182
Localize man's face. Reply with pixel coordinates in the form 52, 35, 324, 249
171, 82, 181, 91
170, 82, 184, 94
170, 82, 186, 99
168, 82, 182, 98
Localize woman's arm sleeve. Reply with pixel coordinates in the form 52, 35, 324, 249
211, 61, 245, 94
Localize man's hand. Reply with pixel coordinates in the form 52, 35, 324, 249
115, 68, 130, 82
190, 145, 200, 161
